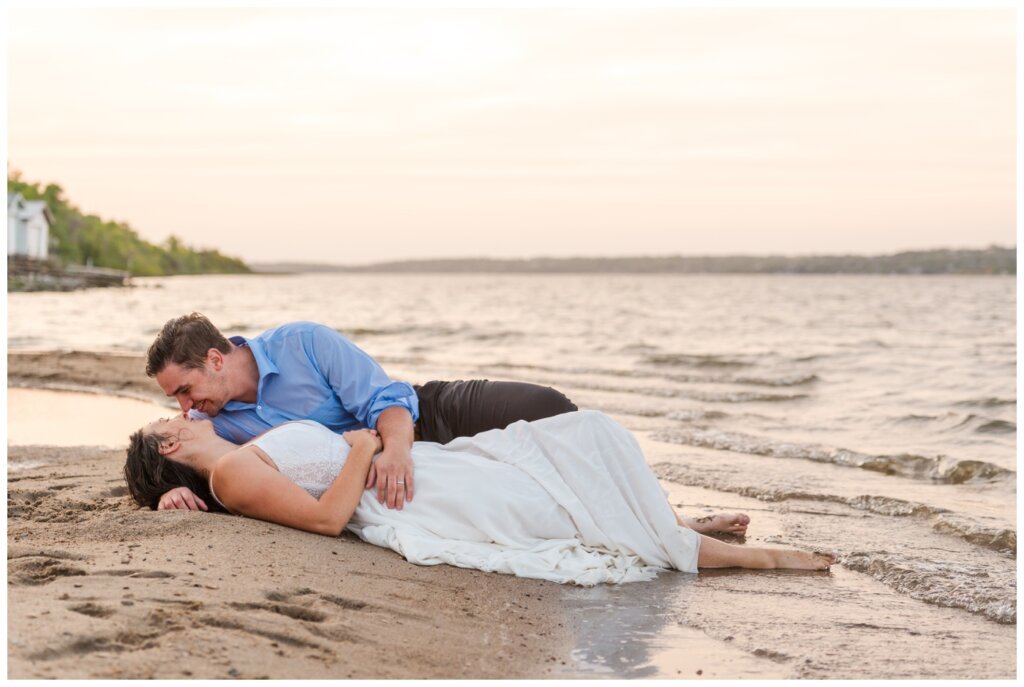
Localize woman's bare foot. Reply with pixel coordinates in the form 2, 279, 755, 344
768, 549, 835, 570
681, 512, 751, 536
695, 534, 836, 571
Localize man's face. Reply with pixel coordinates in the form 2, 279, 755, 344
155, 355, 232, 416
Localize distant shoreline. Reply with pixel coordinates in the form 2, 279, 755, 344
251, 246, 1015, 275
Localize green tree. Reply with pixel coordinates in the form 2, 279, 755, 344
8, 174, 251, 276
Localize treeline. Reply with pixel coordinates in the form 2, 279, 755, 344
7, 175, 250, 276
253, 246, 1015, 275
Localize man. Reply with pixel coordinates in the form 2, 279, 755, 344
148, 313, 577, 512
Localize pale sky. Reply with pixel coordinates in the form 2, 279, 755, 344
7, 8, 1016, 264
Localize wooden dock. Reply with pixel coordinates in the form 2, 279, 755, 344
8, 256, 131, 291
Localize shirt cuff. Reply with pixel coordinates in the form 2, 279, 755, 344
366, 382, 420, 429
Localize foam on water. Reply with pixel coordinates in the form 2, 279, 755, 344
654, 462, 1014, 555
840, 552, 1016, 624
652, 427, 1015, 485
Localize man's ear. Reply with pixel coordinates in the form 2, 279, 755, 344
158, 436, 181, 457
207, 348, 225, 371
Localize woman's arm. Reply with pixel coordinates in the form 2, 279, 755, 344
212, 431, 380, 536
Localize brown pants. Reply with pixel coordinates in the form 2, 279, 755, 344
413, 379, 578, 444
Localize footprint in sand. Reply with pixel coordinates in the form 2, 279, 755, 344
8, 555, 88, 586
68, 602, 115, 619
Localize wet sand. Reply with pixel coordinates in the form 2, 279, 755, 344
7, 351, 1017, 678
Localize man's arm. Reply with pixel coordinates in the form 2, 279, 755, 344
366, 406, 415, 509
309, 325, 419, 510
309, 325, 420, 432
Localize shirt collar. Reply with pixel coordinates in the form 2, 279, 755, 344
223, 335, 278, 411
229, 334, 279, 379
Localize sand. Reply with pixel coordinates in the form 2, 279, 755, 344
7, 351, 1017, 679
8, 353, 578, 679
8, 443, 576, 679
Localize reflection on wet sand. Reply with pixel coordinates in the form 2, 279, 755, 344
565, 572, 789, 678
8, 388, 172, 448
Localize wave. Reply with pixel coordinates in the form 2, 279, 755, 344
489, 362, 637, 378
840, 552, 1015, 624
666, 409, 729, 422
466, 331, 523, 342
837, 339, 891, 349
652, 462, 1016, 558
890, 412, 1016, 436
486, 361, 819, 388
726, 373, 819, 387
342, 326, 404, 337
947, 413, 1016, 434
975, 420, 1016, 435
340, 324, 470, 338
618, 343, 661, 354
652, 428, 1014, 485
568, 381, 808, 403
659, 372, 819, 388
954, 397, 1016, 409
658, 389, 808, 403
644, 353, 753, 369
931, 512, 1017, 554
479, 369, 810, 402
892, 414, 942, 423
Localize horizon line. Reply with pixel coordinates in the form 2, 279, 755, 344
250, 244, 1015, 267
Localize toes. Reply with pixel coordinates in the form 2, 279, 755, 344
814, 553, 835, 569
728, 513, 750, 531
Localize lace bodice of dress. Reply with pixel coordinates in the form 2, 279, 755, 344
245, 420, 351, 498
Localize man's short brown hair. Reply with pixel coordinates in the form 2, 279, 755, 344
145, 312, 232, 377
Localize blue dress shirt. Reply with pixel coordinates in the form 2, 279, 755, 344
190, 321, 419, 443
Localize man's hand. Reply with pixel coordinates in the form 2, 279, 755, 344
157, 486, 209, 511
366, 406, 416, 510
365, 443, 414, 510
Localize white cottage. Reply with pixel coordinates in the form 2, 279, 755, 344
7, 192, 54, 260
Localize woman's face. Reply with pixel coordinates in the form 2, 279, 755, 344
145, 413, 214, 445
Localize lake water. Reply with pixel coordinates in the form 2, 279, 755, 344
6, 273, 1016, 633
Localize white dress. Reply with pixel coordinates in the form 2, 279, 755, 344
215, 410, 700, 585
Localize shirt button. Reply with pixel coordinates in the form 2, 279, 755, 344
257, 405, 262, 410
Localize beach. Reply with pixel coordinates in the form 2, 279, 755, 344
8, 445, 573, 679
8, 353, 574, 679
7, 345, 1016, 679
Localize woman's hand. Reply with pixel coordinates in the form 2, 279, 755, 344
343, 428, 383, 453
157, 486, 208, 511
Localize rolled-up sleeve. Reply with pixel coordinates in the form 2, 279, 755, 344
364, 381, 420, 430
309, 325, 419, 429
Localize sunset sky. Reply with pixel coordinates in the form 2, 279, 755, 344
7, 8, 1016, 264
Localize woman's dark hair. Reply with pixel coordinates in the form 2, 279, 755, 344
123, 429, 225, 512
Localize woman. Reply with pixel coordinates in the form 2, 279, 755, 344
124, 410, 833, 584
